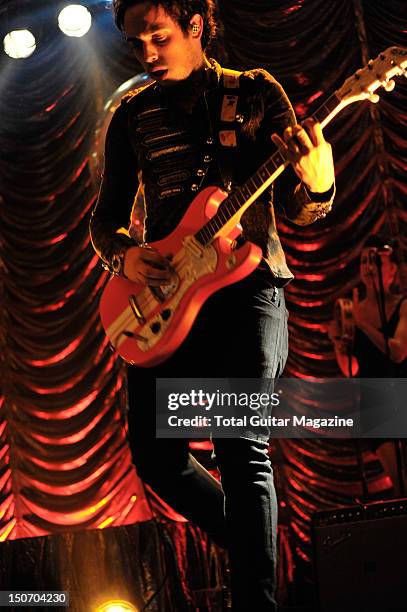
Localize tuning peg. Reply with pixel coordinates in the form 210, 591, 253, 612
383, 79, 395, 91
369, 93, 380, 103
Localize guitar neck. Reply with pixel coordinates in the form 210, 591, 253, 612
195, 91, 343, 247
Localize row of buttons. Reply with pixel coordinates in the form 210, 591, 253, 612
191, 137, 214, 192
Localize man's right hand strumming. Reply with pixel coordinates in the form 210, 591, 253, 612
123, 245, 174, 286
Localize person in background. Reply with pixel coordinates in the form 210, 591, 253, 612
329, 236, 407, 496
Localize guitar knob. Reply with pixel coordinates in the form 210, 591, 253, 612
150, 321, 161, 334
383, 79, 395, 92
161, 309, 171, 321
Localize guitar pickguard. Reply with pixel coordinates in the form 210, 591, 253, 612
134, 236, 218, 352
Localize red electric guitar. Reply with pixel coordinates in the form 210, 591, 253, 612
100, 46, 407, 367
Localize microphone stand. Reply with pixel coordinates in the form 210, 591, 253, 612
346, 297, 369, 501
373, 252, 405, 497
350, 361, 369, 501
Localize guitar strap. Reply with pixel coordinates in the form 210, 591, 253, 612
207, 67, 244, 193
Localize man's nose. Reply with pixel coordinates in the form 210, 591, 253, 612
143, 42, 158, 64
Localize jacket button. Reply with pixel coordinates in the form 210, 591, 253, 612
203, 155, 211, 163
197, 169, 205, 177
206, 137, 213, 145
191, 184, 199, 191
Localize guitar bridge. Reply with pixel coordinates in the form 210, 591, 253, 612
120, 330, 148, 343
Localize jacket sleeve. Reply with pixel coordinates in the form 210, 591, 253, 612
251, 69, 335, 226
89, 100, 139, 270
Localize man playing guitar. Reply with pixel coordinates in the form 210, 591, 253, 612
90, 1, 335, 609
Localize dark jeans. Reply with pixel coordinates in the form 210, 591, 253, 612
127, 268, 289, 611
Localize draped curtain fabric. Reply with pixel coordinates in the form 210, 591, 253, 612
219, 0, 406, 569
0, 4, 162, 540
0, 0, 406, 588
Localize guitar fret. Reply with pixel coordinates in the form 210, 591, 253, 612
327, 94, 339, 111
218, 208, 229, 223
220, 201, 233, 220
212, 216, 222, 231
196, 232, 206, 247
249, 174, 261, 193
233, 191, 246, 209
240, 185, 251, 200
198, 227, 210, 245
207, 223, 214, 238
203, 230, 213, 245
227, 197, 240, 215
272, 151, 285, 168
244, 178, 254, 194
313, 94, 339, 123
250, 175, 262, 191
204, 225, 213, 241
258, 165, 271, 182
313, 106, 328, 123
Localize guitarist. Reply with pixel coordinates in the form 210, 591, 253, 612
90, 1, 335, 609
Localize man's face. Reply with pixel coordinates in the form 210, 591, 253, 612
123, 2, 203, 86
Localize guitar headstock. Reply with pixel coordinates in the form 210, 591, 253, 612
337, 46, 407, 107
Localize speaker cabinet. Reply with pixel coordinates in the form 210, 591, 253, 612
312, 498, 407, 612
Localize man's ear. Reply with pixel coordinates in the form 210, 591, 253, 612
189, 14, 203, 38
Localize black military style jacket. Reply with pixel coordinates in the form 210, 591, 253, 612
90, 58, 335, 286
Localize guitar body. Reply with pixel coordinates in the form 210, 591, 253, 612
100, 186, 262, 366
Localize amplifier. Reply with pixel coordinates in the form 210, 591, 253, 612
312, 498, 407, 612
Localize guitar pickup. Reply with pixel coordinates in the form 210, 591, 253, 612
183, 235, 204, 258
129, 295, 146, 324
149, 286, 166, 303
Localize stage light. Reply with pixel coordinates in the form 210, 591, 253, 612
3, 30, 36, 59
94, 601, 137, 612
58, 5, 92, 38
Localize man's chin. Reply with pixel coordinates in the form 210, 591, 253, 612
156, 77, 180, 88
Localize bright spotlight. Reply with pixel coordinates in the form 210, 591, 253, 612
3, 30, 36, 59
94, 600, 137, 612
58, 5, 92, 38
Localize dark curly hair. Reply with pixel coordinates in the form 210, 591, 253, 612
112, 0, 217, 49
